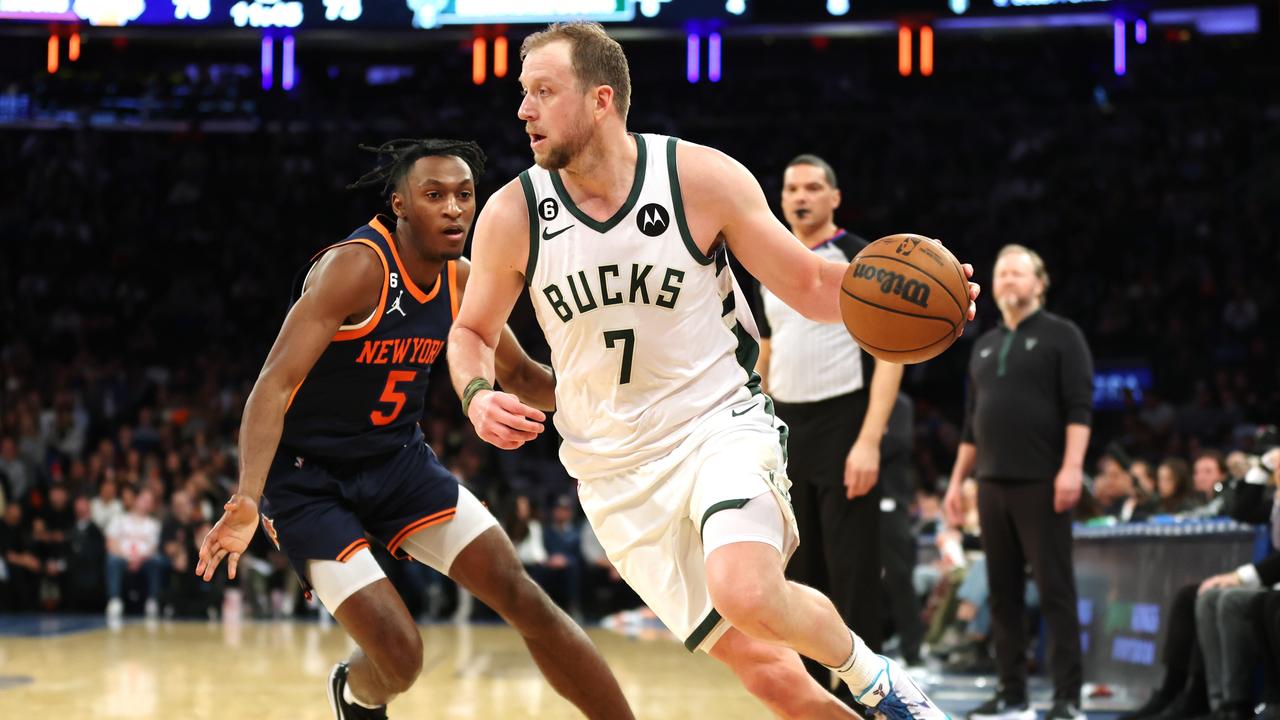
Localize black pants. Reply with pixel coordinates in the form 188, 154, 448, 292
776, 393, 882, 705
1159, 583, 1208, 702
1258, 591, 1280, 704
977, 480, 1082, 703
881, 503, 924, 665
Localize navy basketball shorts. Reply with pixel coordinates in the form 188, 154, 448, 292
260, 438, 468, 594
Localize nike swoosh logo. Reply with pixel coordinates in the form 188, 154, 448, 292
542, 225, 574, 241
731, 403, 758, 417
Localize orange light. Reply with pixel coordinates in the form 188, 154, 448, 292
47, 35, 59, 74
69, 32, 80, 62
472, 37, 486, 85
494, 35, 508, 78
920, 26, 933, 77
898, 26, 912, 77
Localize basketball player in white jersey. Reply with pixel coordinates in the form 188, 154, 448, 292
449, 22, 979, 720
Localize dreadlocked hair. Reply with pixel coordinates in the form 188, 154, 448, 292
346, 138, 487, 202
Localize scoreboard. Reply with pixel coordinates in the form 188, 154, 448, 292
0, 0, 1253, 30
0, 0, 751, 29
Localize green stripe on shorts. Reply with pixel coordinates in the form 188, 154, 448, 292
699, 498, 752, 536
684, 608, 724, 652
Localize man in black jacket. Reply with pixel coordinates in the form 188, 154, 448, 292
945, 244, 1094, 720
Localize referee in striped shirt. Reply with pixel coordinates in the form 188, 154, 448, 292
757, 155, 910, 705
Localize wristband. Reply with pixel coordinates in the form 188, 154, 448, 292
461, 377, 493, 416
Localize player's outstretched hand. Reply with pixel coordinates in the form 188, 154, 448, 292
961, 262, 979, 325
196, 493, 259, 582
926, 238, 981, 332
468, 389, 546, 450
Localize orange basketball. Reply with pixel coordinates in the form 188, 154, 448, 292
839, 234, 968, 364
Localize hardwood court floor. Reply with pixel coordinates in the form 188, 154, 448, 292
0, 618, 772, 719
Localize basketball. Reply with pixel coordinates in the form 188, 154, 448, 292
839, 234, 968, 364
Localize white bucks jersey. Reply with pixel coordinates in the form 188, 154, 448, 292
522, 133, 762, 480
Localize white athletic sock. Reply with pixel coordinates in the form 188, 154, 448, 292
343, 682, 381, 709
825, 630, 887, 707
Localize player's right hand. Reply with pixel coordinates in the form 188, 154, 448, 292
468, 389, 546, 450
942, 481, 965, 529
196, 493, 259, 582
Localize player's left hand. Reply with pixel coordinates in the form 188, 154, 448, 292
1053, 465, 1083, 513
468, 389, 546, 450
196, 493, 260, 581
844, 441, 880, 499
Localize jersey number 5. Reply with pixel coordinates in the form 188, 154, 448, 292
603, 329, 634, 385
371, 370, 417, 426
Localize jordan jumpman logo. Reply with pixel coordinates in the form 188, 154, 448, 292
385, 290, 406, 317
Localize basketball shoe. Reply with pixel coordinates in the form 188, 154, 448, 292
853, 654, 951, 720
327, 662, 388, 720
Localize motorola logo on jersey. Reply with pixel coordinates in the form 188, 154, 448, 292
539, 198, 560, 221
636, 203, 670, 237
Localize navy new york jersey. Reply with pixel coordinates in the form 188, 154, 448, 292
280, 215, 457, 461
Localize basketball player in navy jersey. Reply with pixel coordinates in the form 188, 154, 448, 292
195, 138, 633, 720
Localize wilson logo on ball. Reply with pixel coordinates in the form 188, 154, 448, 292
852, 263, 932, 309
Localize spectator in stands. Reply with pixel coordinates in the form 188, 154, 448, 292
1190, 450, 1229, 514
160, 489, 202, 616
1148, 458, 1200, 515
504, 495, 547, 581
90, 476, 124, 531
32, 481, 74, 609
64, 494, 106, 611
1195, 446, 1280, 720
1131, 460, 1158, 502
0, 502, 41, 611
1226, 452, 1251, 485
1095, 444, 1143, 522
0, 436, 33, 506
542, 496, 584, 619
1123, 447, 1280, 720
105, 487, 163, 620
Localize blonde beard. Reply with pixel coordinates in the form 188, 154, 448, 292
535, 120, 593, 170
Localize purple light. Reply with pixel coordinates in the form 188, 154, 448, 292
686, 34, 700, 83
1135, 19, 1147, 44
1113, 19, 1125, 76
709, 33, 721, 82
261, 35, 273, 90
283, 35, 295, 91
1151, 6, 1258, 35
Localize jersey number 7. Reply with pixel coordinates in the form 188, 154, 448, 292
603, 329, 634, 385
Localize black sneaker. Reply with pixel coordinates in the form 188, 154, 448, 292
327, 662, 388, 720
968, 695, 1036, 720
1154, 687, 1209, 720
1120, 689, 1177, 720
1046, 701, 1085, 720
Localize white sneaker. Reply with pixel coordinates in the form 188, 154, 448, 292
144, 598, 159, 619
106, 598, 123, 619
852, 655, 950, 720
